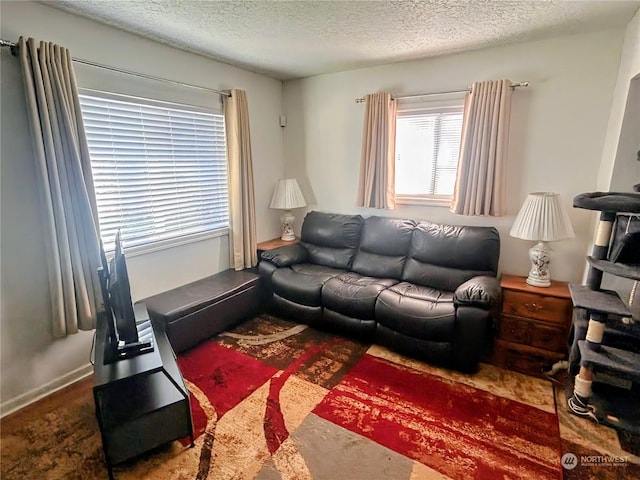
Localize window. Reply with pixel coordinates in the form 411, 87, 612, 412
395, 99, 464, 205
79, 91, 228, 251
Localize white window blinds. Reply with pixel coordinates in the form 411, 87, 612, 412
395, 107, 463, 198
79, 92, 229, 250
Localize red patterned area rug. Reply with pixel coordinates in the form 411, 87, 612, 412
314, 354, 560, 479
133, 314, 562, 479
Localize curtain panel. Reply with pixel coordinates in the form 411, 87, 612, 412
451, 79, 512, 216
357, 92, 398, 209
223, 89, 258, 270
18, 37, 102, 336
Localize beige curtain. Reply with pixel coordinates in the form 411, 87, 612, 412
451, 79, 512, 216
223, 89, 258, 270
357, 92, 397, 209
18, 37, 101, 336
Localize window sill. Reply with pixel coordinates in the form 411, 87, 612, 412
395, 195, 452, 207
107, 228, 230, 258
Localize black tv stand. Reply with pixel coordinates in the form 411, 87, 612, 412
93, 303, 194, 479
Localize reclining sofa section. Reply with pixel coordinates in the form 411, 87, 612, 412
259, 211, 501, 372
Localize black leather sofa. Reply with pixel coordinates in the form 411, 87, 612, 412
259, 211, 501, 372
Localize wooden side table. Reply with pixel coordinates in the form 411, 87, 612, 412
257, 237, 299, 257
491, 274, 573, 377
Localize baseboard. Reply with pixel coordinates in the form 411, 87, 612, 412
0, 363, 93, 418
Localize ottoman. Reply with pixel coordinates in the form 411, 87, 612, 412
141, 269, 263, 353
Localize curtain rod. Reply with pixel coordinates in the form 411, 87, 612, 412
354, 81, 530, 103
0, 38, 231, 97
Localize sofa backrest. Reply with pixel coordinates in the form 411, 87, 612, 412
402, 221, 500, 292
300, 211, 364, 270
351, 216, 416, 279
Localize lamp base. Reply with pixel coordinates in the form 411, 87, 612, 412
526, 241, 551, 287
280, 211, 296, 241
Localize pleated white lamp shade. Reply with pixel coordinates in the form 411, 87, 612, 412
510, 192, 575, 241
270, 179, 307, 209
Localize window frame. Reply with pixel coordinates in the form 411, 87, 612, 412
79, 88, 230, 255
394, 95, 465, 207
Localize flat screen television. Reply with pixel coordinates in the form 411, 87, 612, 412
98, 231, 153, 364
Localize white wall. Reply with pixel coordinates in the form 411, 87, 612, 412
597, 9, 640, 192
0, 1, 284, 413
609, 78, 639, 191
282, 29, 625, 284
595, 9, 640, 304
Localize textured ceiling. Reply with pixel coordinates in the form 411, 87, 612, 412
43, 0, 640, 80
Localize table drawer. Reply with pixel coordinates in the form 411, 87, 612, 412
492, 339, 564, 376
498, 315, 567, 353
502, 290, 571, 324
529, 322, 567, 352
498, 316, 530, 344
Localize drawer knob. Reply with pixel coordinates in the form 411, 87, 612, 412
525, 302, 543, 312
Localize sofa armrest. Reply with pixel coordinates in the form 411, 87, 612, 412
453, 276, 500, 309
261, 244, 309, 267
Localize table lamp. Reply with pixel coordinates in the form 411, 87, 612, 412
510, 192, 575, 287
270, 179, 307, 241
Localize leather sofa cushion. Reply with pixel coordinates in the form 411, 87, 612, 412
291, 263, 347, 276
402, 259, 494, 293
323, 309, 376, 338
375, 324, 452, 366
454, 276, 501, 309
322, 272, 398, 319
352, 216, 415, 279
300, 211, 364, 270
301, 211, 364, 248
261, 243, 309, 267
272, 294, 324, 327
375, 282, 455, 341
351, 250, 407, 280
408, 221, 499, 272
301, 243, 359, 271
402, 221, 500, 291
272, 263, 345, 306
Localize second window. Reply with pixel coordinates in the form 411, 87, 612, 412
395, 98, 464, 205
